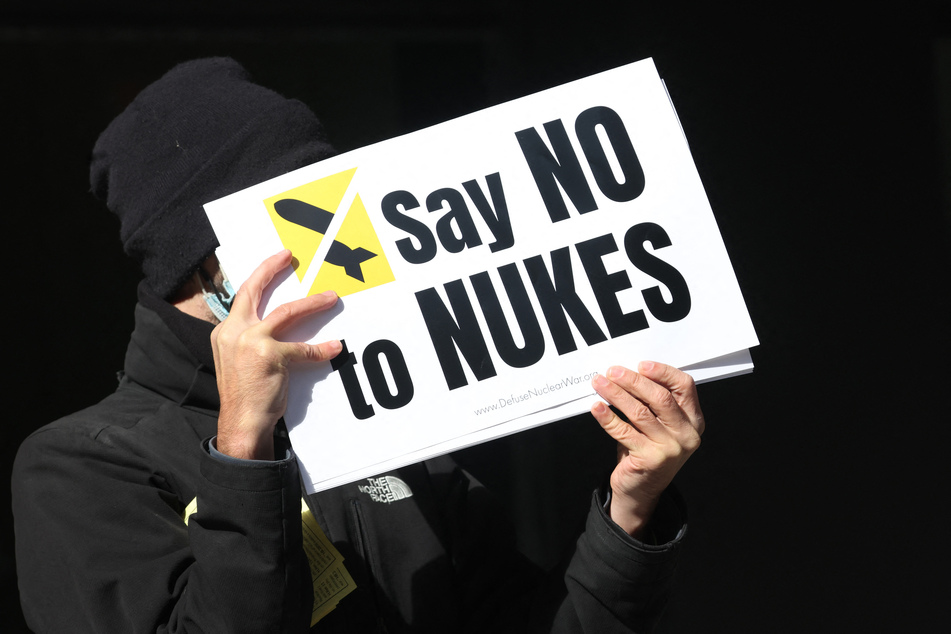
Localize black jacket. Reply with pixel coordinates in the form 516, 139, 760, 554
12, 287, 686, 633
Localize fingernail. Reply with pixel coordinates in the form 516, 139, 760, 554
592, 375, 608, 389
639, 361, 654, 373
607, 366, 624, 379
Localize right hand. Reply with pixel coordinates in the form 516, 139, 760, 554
590, 361, 704, 537
210, 249, 342, 460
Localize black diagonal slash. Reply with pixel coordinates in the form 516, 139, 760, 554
273, 198, 334, 234
326, 241, 377, 282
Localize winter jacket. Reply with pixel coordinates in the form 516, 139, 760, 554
12, 285, 686, 632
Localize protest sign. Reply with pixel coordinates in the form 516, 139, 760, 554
205, 58, 759, 493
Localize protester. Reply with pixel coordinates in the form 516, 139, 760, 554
12, 57, 704, 633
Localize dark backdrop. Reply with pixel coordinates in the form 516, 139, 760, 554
3, 2, 950, 632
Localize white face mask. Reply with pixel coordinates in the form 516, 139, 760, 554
197, 267, 234, 322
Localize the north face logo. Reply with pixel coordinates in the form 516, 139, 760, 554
264, 168, 396, 298
357, 476, 414, 504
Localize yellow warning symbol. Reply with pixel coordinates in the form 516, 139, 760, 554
264, 168, 356, 283
264, 168, 396, 298
309, 194, 395, 297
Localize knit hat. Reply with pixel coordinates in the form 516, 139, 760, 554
90, 57, 335, 298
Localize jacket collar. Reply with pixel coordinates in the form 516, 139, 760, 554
124, 281, 219, 411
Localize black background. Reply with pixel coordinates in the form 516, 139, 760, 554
3, 2, 950, 631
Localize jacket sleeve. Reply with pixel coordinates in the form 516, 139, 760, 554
437, 458, 686, 633
12, 428, 311, 634
550, 488, 686, 633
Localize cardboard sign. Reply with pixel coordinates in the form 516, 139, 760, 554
205, 58, 759, 493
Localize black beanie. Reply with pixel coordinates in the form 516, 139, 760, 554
90, 57, 336, 299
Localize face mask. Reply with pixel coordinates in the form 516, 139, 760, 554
198, 267, 235, 322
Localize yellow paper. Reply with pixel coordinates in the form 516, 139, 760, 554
300, 498, 357, 625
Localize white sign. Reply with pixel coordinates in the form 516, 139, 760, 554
205, 58, 759, 493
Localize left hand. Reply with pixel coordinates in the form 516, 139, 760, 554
591, 361, 704, 538
211, 250, 342, 461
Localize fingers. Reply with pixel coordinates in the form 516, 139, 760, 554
260, 291, 342, 366
260, 290, 339, 336
592, 369, 668, 444
230, 249, 294, 319
591, 363, 704, 441
278, 339, 343, 365
637, 361, 704, 433
591, 400, 641, 448
212, 251, 341, 369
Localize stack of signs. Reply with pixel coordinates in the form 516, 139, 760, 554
205, 58, 759, 494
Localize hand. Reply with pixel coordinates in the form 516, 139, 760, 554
210, 250, 343, 460
591, 361, 704, 538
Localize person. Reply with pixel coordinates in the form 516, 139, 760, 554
12, 57, 705, 633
